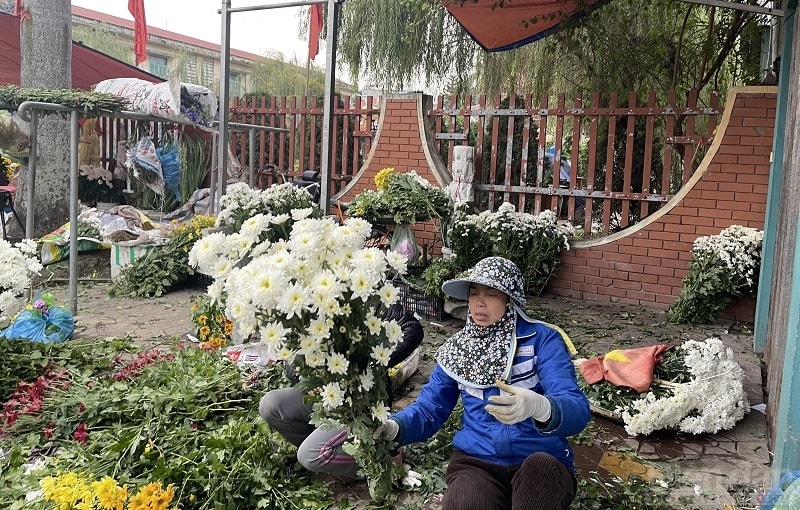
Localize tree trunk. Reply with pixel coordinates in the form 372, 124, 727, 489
14, 0, 71, 238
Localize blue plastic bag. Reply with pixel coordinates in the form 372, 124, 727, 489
157, 145, 182, 202
0, 307, 75, 343
761, 471, 800, 510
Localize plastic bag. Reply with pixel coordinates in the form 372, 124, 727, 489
126, 136, 165, 196
157, 144, 182, 201
761, 471, 800, 510
0, 307, 75, 343
390, 224, 420, 262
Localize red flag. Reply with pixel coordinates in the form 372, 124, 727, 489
128, 0, 148, 66
308, 4, 323, 60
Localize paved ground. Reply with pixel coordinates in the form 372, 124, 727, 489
41, 250, 772, 509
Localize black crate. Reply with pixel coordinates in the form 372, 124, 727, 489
395, 277, 445, 320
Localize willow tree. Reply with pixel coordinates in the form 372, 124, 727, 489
248, 51, 327, 97
16, 0, 72, 237
337, 0, 476, 92
335, 0, 772, 100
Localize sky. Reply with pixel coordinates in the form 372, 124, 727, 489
71, 0, 324, 64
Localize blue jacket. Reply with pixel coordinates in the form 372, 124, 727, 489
391, 317, 590, 472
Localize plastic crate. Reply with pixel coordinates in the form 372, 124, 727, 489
395, 277, 445, 320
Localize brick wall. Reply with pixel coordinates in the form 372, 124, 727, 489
548, 87, 776, 322
336, 87, 776, 322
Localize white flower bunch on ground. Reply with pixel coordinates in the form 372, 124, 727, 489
669, 225, 764, 324
448, 202, 572, 296
621, 337, 749, 436
692, 224, 763, 287
214, 181, 319, 233
0, 239, 42, 328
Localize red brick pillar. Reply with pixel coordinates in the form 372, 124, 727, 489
335, 93, 451, 257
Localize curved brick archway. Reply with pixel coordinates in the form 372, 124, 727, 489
333, 87, 775, 321
547, 86, 777, 322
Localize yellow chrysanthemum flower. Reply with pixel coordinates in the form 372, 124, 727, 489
128, 482, 175, 510
374, 167, 395, 190
199, 325, 211, 340
91, 476, 128, 510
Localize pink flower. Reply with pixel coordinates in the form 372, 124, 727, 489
73, 423, 88, 444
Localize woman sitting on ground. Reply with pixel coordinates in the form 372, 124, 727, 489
374, 256, 590, 510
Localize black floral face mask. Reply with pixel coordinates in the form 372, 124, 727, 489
435, 306, 517, 389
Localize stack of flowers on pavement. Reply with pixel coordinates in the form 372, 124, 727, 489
577, 337, 749, 436
0, 239, 42, 330
189, 184, 409, 501
668, 225, 763, 324
426, 202, 573, 298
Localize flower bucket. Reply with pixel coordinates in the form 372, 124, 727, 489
110, 242, 159, 279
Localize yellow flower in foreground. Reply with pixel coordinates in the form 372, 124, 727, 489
128, 481, 175, 510
41, 471, 93, 508
91, 476, 128, 510
374, 167, 395, 190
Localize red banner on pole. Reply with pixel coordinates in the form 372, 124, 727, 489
308, 4, 323, 61
128, 0, 148, 65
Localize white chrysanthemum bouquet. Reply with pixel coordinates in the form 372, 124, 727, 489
669, 225, 763, 324
582, 337, 749, 437
446, 202, 573, 296
190, 185, 409, 501
0, 239, 42, 329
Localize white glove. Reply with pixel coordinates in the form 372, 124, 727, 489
485, 380, 552, 425
373, 419, 399, 440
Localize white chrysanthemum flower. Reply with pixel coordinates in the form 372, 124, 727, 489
299, 334, 320, 354
327, 352, 350, 375
498, 201, 515, 213
305, 349, 326, 367
260, 321, 289, 351
384, 320, 403, 347
320, 382, 345, 410
350, 269, 378, 301
371, 345, 392, 366
384, 251, 408, 275
276, 346, 296, 363
371, 403, 391, 422
377, 284, 400, 308
276, 282, 310, 319
307, 316, 332, 339
364, 312, 383, 335
359, 369, 375, 392
292, 207, 315, 220
350, 247, 387, 274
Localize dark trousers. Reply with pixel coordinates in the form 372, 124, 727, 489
441, 450, 576, 510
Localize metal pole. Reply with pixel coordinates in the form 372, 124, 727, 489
676, 0, 783, 16
69, 110, 80, 315
319, 0, 342, 215
248, 127, 256, 187
25, 110, 37, 237
217, 0, 232, 201
209, 131, 218, 214
229, 0, 326, 13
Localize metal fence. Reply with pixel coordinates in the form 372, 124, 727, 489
428, 91, 721, 235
